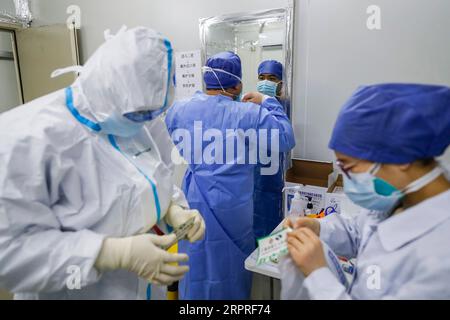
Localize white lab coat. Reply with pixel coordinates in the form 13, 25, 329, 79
0, 28, 186, 300
303, 190, 450, 299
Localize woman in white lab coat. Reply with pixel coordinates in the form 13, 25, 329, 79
284, 83, 450, 299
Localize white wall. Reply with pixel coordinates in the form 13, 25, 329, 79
0, 0, 15, 15
293, 0, 450, 168
0, 30, 21, 112
32, 0, 291, 62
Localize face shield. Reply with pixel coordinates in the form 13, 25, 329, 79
124, 40, 176, 123
54, 27, 176, 137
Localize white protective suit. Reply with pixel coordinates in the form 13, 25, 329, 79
0, 27, 188, 299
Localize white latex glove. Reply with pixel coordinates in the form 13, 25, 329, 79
95, 234, 189, 286
164, 204, 205, 243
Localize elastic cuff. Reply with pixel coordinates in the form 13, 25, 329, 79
77, 230, 106, 286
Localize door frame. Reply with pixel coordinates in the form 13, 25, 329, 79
0, 22, 25, 104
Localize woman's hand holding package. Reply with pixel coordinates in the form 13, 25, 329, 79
288, 228, 327, 277
286, 222, 327, 277
284, 217, 321, 236
165, 204, 206, 243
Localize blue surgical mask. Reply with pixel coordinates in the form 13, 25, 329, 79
344, 170, 403, 213
99, 113, 145, 138
257, 80, 279, 97
344, 164, 445, 213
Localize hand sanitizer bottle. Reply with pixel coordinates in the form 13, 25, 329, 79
289, 187, 305, 222
304, 196, 314, 216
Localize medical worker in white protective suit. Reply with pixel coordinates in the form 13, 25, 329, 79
0, 26, 205, 300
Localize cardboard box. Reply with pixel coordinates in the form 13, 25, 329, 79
284, 160, 349, 217
286, 159, 334, 188
328, 174, 344, 193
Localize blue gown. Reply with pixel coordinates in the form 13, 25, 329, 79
165, 92, 295, 300
253, 99, 292, 239
253, 154, 286, 239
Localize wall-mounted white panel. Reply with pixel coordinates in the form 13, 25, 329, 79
293, 0, 450, 164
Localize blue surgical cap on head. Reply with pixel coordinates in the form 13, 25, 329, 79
258, 60, 283, 80
204, 51, 242, 89
329, 83, 450, 164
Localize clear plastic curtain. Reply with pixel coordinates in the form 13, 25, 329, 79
199, 7, 295, 170
199, 7, 295, 119
0, 0, 32, 27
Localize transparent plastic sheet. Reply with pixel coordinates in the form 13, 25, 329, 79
14, 0, 32, 21
199, 8, 294, 116
199, 6, 295, 171
0, 0, 32, 27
